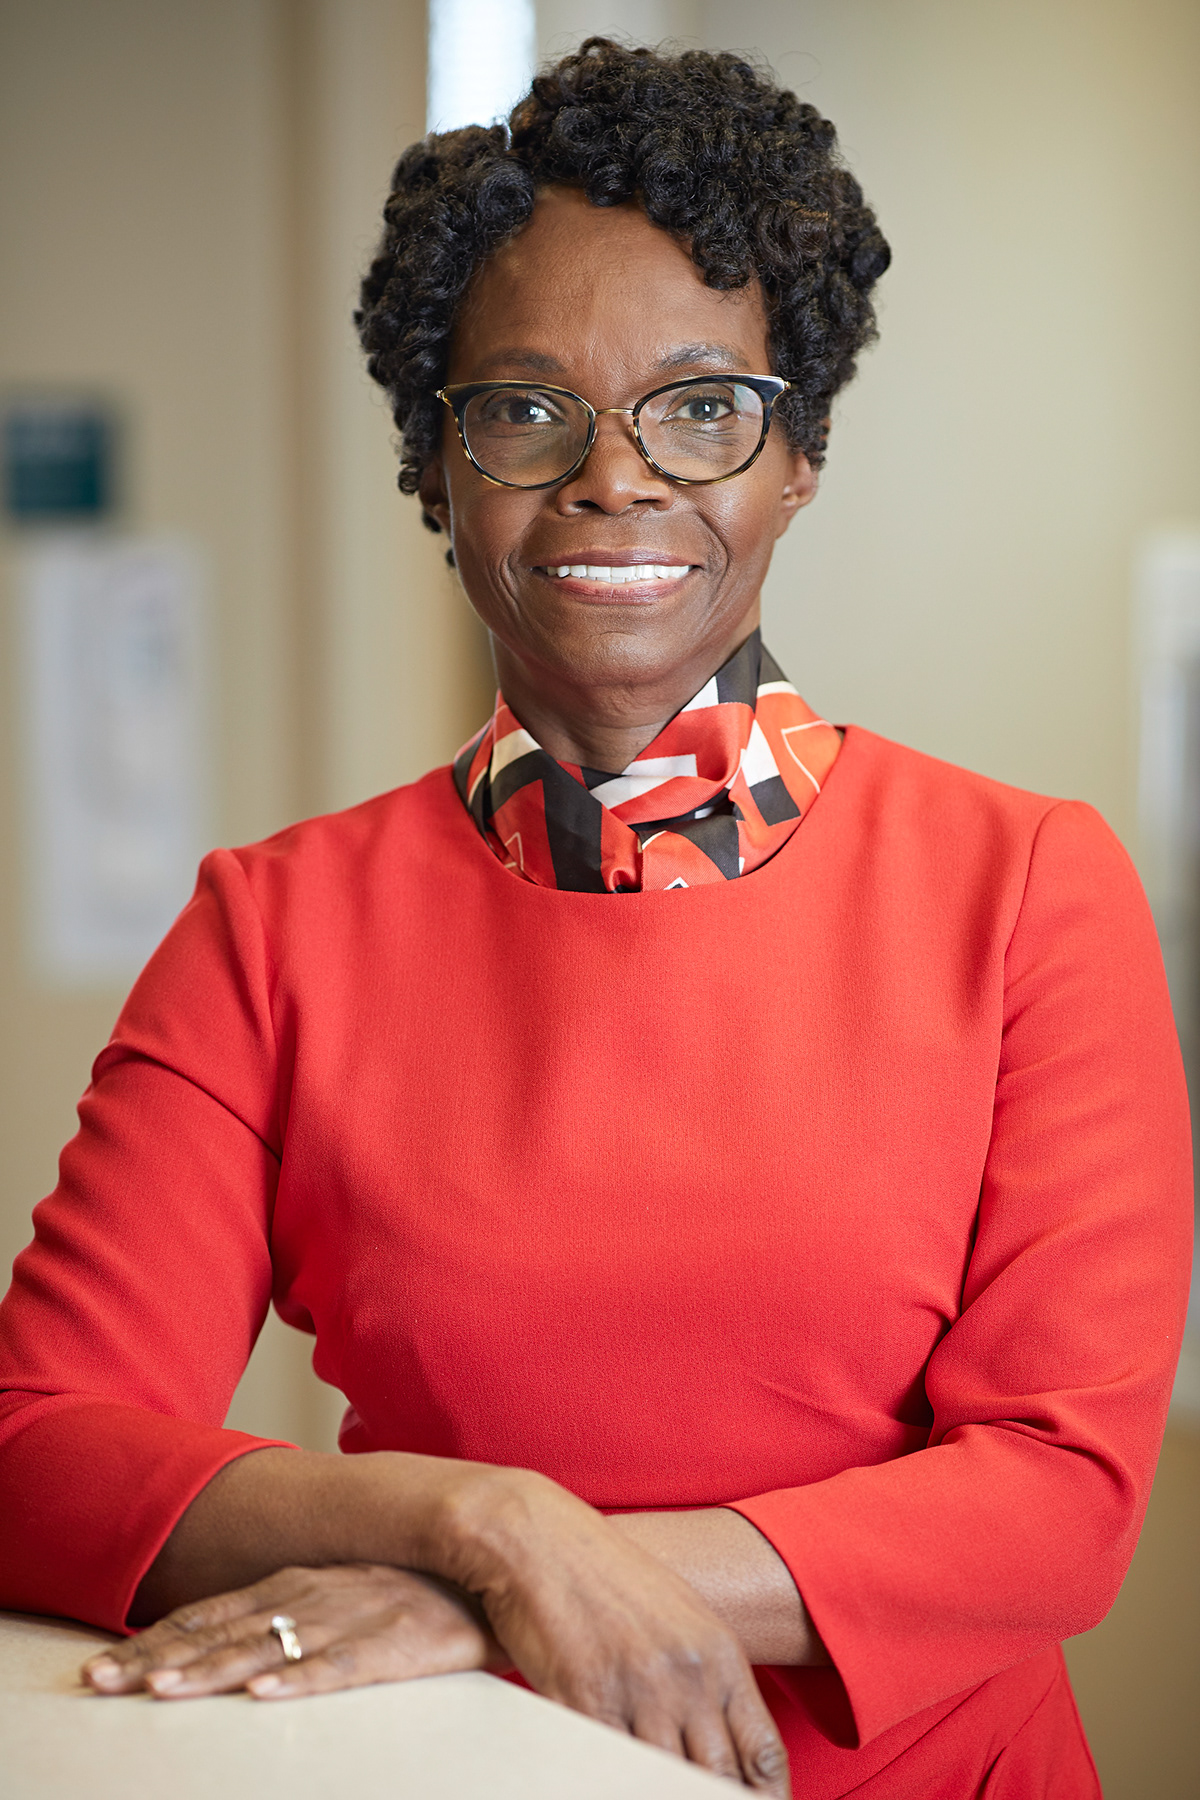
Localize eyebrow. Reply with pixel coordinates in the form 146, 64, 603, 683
655, 342, 746, 371
472, 350, 565, 377
469, 342, 750, 382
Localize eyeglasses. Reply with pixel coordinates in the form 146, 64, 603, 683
436, 375, 791, 490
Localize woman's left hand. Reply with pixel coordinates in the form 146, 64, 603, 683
83, 1562, 504, 1699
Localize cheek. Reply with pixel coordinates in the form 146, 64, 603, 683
447, 482, 540, 598
700, 485, 783, 570
445, 465, 503, 557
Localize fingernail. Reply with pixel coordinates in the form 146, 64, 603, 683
249, 1674, 282, 1696
147, 1669, 183, 1693
86, 1656, 121, 1686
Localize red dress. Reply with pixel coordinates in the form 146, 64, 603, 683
0, 726, 1191, 1797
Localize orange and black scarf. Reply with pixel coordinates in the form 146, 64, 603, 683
454, 631, 839, 893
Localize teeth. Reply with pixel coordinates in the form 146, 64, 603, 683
545, 564, 688, 582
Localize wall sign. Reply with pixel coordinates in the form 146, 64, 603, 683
18, 537, 210, 985
3, 398, 118, 522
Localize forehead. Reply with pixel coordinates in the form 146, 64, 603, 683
447, 186, 771, 386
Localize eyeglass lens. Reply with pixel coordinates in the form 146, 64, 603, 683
459, 381, 769, 487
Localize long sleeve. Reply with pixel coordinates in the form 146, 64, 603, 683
0, 849, 294, 1631
729, 800, 1193, 1745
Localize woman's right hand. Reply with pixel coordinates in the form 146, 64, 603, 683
443, 1466, 791, 1797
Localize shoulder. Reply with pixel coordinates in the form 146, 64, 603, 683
840, 724, 1058, 828
151, 767, 471, 988
115, 769, 468, 1052
837, 723, 1124, 866
205, 766, 463, 911
828, 726, 1145, 952
233, 765, 458, 866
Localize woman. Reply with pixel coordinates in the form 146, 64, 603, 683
0, 39, 1191, 1800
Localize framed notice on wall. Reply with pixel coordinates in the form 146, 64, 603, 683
17, 536, 211, 986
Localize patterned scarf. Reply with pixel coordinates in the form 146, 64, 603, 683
453, 631, 839, 893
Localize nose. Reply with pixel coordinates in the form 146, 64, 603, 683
553, 409, 672, 514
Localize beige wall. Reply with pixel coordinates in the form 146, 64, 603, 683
0, 0, 295, 1286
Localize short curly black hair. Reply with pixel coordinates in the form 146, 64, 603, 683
356, 37, 890, 531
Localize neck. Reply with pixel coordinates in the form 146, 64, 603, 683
491, 618, 761, 772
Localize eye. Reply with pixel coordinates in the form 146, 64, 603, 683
681, 395, 731, 422
477, 389, 562, 429
661, 386, 739, 426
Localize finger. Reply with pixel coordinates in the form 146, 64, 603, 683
145, 1636, 296, 1698
627, 1704, 689, 1761
247, 1620, 486, 1700
143, 1612, 345, 1699
679, 1712, 744, 1785
87, 1615, 271, 1693
726, 1690, 791, 1797
84, 1652, 148, 1694
84, 1582, 282, 1692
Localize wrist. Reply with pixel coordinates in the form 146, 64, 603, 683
424, 1461, 553, 1597
365, 1452, 545, 1596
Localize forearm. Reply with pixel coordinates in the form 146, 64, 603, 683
134, 1449, 826, 1673
108, 1453, 793, 1793
611, 1507, 827, 1667
130, 1446, 488, 1624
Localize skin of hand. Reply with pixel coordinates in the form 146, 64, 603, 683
83, 192, 826, 1794
83, 1450, 805, 1795
610, 1507, 828, 1670
86, 1563, 506, 1701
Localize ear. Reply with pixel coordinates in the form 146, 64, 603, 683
775, 449, 818, 540
418, 454, 452, 539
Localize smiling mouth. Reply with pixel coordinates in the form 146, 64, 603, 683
538, 563, 693, 584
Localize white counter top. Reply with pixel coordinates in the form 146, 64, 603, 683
1, 1610, 727, 1798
